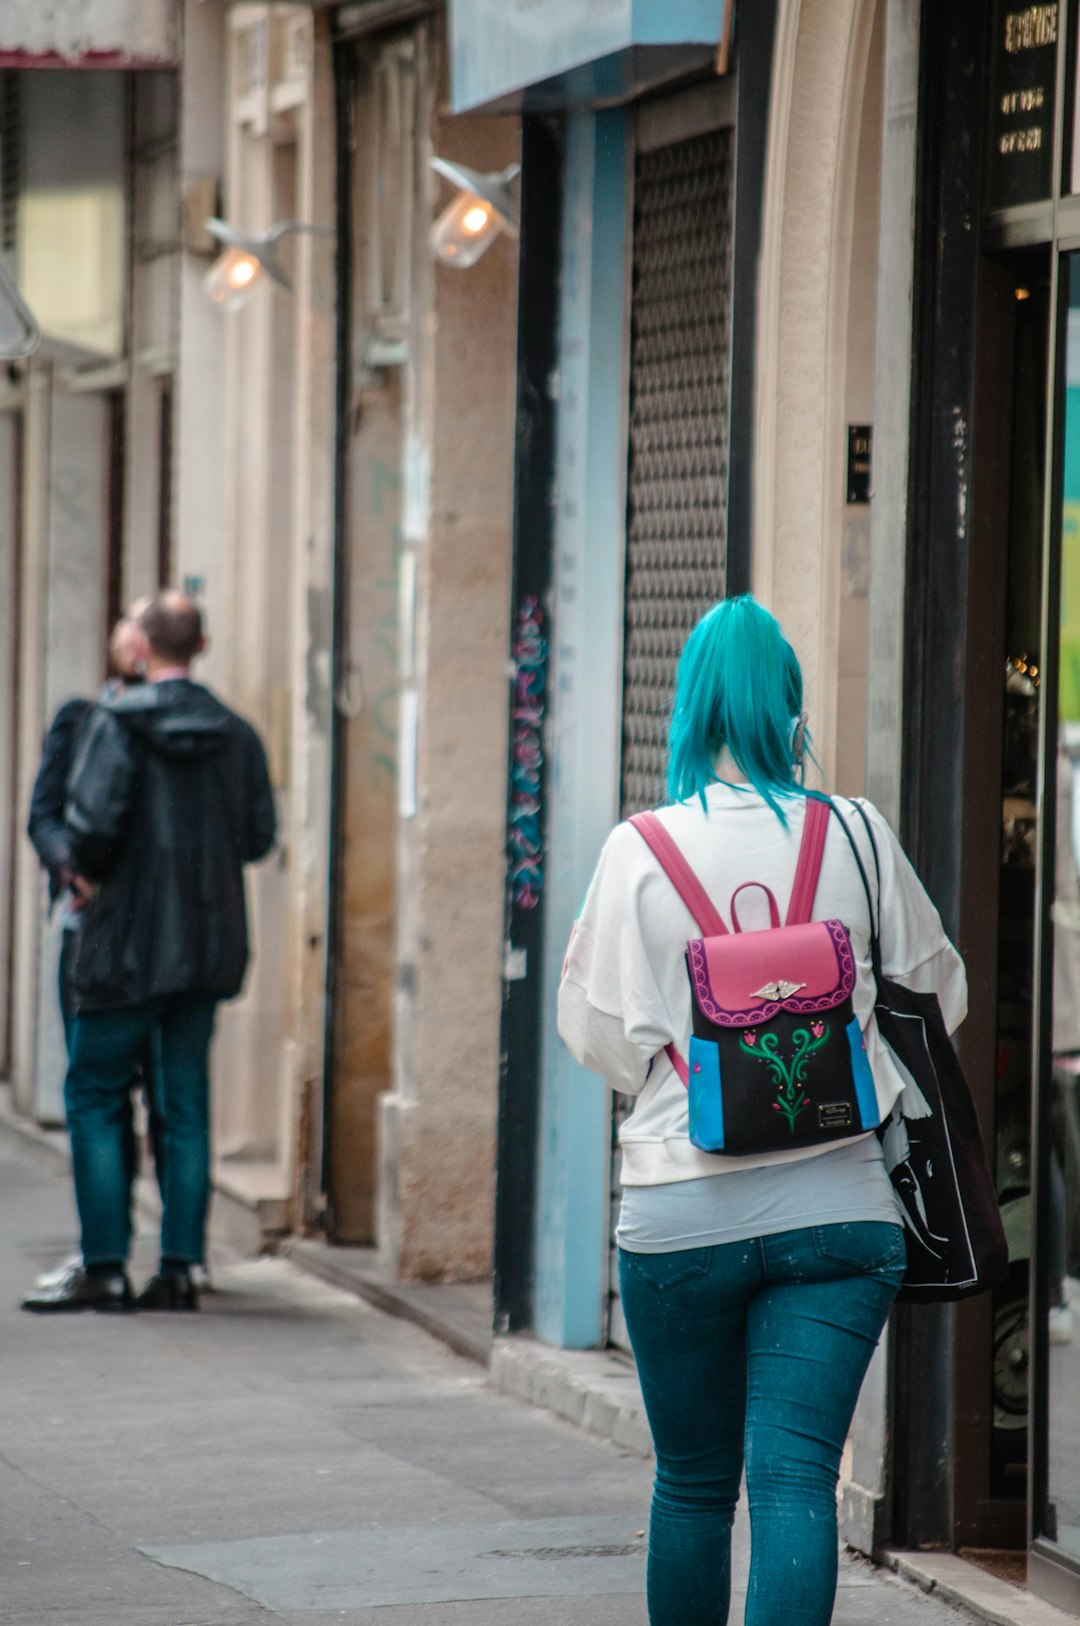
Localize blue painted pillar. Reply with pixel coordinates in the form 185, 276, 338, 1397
533, 109, 630, 1350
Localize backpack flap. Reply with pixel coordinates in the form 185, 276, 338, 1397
686, 916, 873, 1155
687, 918, 855, 1029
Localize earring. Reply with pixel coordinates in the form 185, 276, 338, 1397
792, 712, 808, 767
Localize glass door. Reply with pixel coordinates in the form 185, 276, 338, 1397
994, 257, 1051, 1510
1032, 252, 1080, 1608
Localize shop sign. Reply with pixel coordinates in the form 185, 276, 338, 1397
987, 2, 1058, 211
847, 426, 872, 506
0, 0, 177, 68
449, 0, 730, 114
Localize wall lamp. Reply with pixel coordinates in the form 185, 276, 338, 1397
430, 159, 520, 269
203, 217, 333, 311
0, 259, 40, 358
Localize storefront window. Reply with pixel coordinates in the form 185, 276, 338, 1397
1044, 255, 1080, 1558
994, 262, 1049, 1500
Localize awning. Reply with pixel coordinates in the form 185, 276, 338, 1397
448, 0, 733, 115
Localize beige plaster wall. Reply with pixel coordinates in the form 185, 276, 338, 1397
835, 0, 884, 795
279, 14, 338, 1232
378, 38, 519, 1281
172, 4, 337, 1225
752, 0, 880, 787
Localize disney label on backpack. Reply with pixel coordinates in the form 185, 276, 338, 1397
684, 917, 879, 1154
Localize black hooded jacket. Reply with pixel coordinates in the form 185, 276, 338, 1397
65, 679, 276, 1011
28, 696, 91, 905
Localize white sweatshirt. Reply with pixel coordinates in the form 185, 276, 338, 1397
557, 785, 968, 1187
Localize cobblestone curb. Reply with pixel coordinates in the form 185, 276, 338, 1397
489, 1335, 653, 1458
884, 1553, 1076, 1626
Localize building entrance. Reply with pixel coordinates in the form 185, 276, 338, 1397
909, 3, 1080, 1604
1040, 250, 1080, 1591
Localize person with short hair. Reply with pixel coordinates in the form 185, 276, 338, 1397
23, 591, 276, 1313
27, 611, 167, 1297
29, 614, 152, 1005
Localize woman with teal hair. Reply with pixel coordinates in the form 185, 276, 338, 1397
559, 595, 967, 1626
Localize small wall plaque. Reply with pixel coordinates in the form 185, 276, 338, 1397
847, 424, 872, 505
987, 0, 1057, 210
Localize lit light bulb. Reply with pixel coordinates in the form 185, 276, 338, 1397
432, 191, 504, 269
204, 247, 264, 311
462, 203, 491, 235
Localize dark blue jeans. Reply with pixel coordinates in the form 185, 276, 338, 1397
65, 995, 218, 1269
59, 928, 166, 1202
620, 1222, 905, 1626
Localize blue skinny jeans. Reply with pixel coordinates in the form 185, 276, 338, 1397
65, 994, 218, 1269
619, 1221, 905, 1626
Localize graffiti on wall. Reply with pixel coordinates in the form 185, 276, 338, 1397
508, 594, 547, 909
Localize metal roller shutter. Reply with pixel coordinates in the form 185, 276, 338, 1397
621, 125, 734, 817
609, 123, 734, 1351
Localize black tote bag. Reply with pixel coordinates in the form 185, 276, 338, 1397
833, 800, 1008, 1304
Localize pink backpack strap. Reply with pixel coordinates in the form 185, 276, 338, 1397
629, 811, 724, 1093
786, 796, 831, 925
664, 1043, 689, 1086
628, 812, 729, 937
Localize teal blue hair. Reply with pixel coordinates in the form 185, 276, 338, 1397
667, 595, 811, 822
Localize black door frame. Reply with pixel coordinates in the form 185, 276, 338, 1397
907, 0, 1080, 1599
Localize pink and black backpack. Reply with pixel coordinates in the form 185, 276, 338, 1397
629, 796, 880, 1156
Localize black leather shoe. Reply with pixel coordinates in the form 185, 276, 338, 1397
136, 1271, 198, 1311
22, 1266, 133, 1313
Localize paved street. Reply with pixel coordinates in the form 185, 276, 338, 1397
0, 1131, 965, 1625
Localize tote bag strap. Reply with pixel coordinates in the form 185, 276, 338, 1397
827, 798, 883, 981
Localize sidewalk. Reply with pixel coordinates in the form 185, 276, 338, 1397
282, 1253, 1080, 1626
0, 1124, 980, 1625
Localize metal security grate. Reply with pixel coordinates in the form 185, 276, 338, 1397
609, 123, 735, 1352
619, 127, 734, 818
0, 74, 20, 261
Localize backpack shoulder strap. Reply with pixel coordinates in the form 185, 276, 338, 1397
628, 811, 729, 937
665, 1043, 689, 1086
786, 795, 831, 925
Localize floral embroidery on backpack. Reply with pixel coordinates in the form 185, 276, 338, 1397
629, 800, 880, 1156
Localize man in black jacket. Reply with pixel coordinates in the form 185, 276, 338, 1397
23, 592, 276, 1313
27, 614, 166, 1295
28, 616, 149, 1039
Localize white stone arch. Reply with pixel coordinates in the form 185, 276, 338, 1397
752, 0, 883, 786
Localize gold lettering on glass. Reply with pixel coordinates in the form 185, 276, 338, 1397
1004, 4, 1058, 54
1001, 86, 1046, 113
1000, 126, 1044, 154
